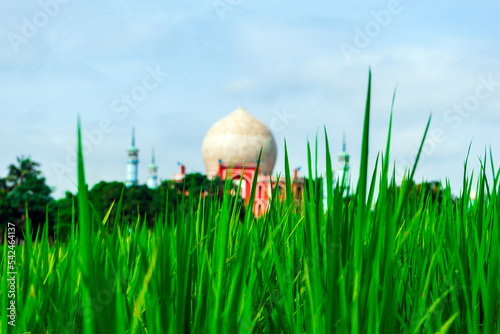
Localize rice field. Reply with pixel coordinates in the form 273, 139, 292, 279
1, 74, 499, 333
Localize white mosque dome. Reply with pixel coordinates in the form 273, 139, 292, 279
202, 106, 277, 178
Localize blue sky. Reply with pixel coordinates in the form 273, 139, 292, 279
1, 0, 499, 198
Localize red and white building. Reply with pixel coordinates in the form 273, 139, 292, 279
201, 106, 304, 215
215, 162, 303, 215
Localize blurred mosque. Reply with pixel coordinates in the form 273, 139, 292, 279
125, 106, 350, 215
201, 106, 304, 215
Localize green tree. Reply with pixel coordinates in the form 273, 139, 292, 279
88, 181, 124, 223
0, 156, 53, 235
0, 177, 14, 229
122, 185, 153, 226
49, 191, 76, 239
6, 156, 41, 189
7, 173, 53, 232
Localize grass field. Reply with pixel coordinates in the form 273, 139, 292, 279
1, 73, 499, 333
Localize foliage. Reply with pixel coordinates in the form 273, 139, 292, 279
7, 174, 52, 229
50, 174, 230, 236
0, 156, 52, 232
5, 156, 41, 190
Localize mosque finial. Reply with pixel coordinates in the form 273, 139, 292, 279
126, 126, 139, 187
147, 146, 158, 188
342, 132, 346, 152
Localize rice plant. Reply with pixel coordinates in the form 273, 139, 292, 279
0, 73, 499, 333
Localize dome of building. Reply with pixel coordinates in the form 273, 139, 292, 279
202, 106, 277, 178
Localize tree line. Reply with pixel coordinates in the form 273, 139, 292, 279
0, 156, 233, 241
